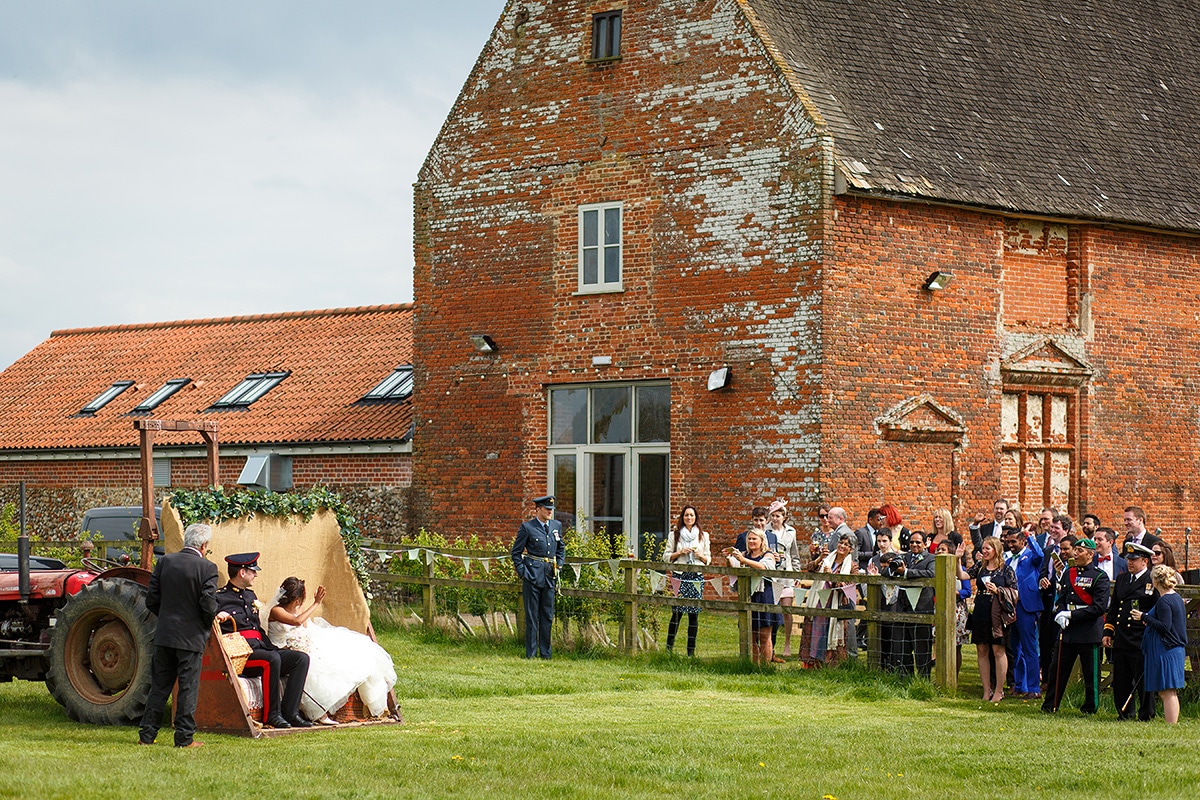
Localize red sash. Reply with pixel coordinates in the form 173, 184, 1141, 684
1068, 567, 1094, 605
239, 629, 262, 640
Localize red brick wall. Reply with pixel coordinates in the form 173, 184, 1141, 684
414, 0, 829, 547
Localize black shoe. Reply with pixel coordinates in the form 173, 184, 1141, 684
266, 716, 291, 728
288, 716, 314, 728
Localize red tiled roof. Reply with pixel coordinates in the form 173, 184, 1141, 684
0, 304, 414, 452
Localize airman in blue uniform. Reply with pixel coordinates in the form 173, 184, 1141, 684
512, 495, 565, 659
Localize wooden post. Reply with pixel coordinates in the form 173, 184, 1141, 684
623, 562, 637, 654
933, 553, 957, 693
422, 552, 436, 629
737, 571, 752, 660
865, 581, 881, 671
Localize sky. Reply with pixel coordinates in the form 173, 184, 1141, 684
0, 0, 506, 372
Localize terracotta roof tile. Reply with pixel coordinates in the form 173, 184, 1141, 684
0, 304, 414, 452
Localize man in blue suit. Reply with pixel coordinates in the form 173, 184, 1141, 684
512, 495, 565, 659
1011, 526, 1044, 698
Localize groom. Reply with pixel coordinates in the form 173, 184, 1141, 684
215, 552, 311, 728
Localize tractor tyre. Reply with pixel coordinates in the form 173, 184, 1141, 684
46, 578, 156, 725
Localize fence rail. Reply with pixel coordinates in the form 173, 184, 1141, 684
367, 545, 961, 691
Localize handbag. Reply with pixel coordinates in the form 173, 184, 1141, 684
219, 620, 253, 675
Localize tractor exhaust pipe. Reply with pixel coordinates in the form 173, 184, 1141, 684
18, 481, 30, 602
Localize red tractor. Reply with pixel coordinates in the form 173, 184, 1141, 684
1, 419, 218, 725
0, 550, 156, 724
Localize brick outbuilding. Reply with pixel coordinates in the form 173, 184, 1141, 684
0, 305, 415, 540
413, 0, 1200, 554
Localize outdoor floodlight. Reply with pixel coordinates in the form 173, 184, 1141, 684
923, 271, 954, 291
707, 367, 732, 391
470, 334, 498, 353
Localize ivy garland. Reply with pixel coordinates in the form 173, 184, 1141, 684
170, 486, 369, 597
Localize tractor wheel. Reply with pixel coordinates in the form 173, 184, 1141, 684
46, 578, 156, 725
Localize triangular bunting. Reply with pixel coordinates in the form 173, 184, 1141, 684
408, 548, 420, 561
841, 584, 859, 605
902, 587, 923, 609
462, 558, 471, 574
481, 558, 492, 574
608, 559, 621, 582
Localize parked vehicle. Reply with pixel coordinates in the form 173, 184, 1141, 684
80, 506, 163, 561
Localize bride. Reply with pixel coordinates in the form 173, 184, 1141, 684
264, 576, 397, 723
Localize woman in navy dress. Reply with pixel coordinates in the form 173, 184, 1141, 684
663, 505, 711, 656
729, 529, 777, 664
1133, 564, 1188, 724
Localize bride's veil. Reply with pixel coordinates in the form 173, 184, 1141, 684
260, 586, 286, 630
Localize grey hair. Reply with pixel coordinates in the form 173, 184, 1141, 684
828, 507, 847, 523
183, 523, 213, 550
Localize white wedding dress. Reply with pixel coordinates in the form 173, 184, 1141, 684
267, 617, 397, 719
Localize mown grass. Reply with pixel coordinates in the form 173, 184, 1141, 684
1, 608, 1198, 800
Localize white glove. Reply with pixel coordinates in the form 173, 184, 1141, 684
1054, 611, 1071, 630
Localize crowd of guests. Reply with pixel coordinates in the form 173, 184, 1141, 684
663, 499, 1190, 723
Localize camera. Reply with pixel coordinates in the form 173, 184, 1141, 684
880, 552, 905, 577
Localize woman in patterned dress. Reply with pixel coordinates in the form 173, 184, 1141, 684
664, 505, 711, 656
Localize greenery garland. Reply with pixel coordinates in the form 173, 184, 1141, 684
170, 486, 369, 597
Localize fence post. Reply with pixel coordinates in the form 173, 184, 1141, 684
623, 561, 637, 654
865, 581, 881, 671
422, 552, 436, 629
933, 553, 957, 693
737, 570, 751, 659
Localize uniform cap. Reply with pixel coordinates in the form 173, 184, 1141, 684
225, 552, 261, 571
1074, 537, 1097, 550
1124, 542, 1154, 559
532, 495, 555, 508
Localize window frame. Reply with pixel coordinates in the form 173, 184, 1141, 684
590, 10, 622, 62
577, 201, 624, 294
129, 378, 191, 415
206, 371, 290, 411
361, 365, 414, 403
79, 381, 134, 415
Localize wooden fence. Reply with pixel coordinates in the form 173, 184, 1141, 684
368, 546, 963, 691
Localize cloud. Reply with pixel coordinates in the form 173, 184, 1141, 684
0, 1, 506, 372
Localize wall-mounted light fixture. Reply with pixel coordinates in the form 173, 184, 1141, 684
470, 334, 498, 353
923, 271, 954, 291
592, 356, 612, 367
707, 367, 732, 391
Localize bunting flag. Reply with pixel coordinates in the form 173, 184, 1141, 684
902, 587, 924, 610
608, 559, 621, 582
649, 572, 667, 592
462, 558, 471, 574
425, 550, 436, 565
813, 588, 833, 606
378, 551, 392, 564
750, 576, 763, 595
841, 584, 859, 605
481, 558, 492, 574
408, 548, 420, 561
793, 587, 807, 604
669, 575, 681, 595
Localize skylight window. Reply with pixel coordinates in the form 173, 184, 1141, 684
207, 372, 289, 410
130, 378, 191, 414
361, 365, 413, 402
80, 381, 134, 415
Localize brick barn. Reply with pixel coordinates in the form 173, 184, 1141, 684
0, 305, 414, 540
412, 0, 1200, 554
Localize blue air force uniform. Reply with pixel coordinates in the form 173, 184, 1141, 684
512, 496, 565, 659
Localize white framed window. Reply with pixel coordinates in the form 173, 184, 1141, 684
548, 382, 669, 557
578, 202, 623, 293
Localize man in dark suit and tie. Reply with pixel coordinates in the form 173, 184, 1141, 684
891, 531, 937, 678
138, 523, 219, 748
969, 498, 1009, 556
1122, 506, 1162, 551
512, 495, 565, 659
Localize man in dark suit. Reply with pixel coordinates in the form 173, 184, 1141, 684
891, 531, 936, 678
1122, 506, 1162, 551
216, 552, 311, 728
1042, 537, 1111, 714
512, 495, 565, 659
138, 523, 219, 748
854, 508, 885, 573
1104, 542, 1158, 720
1092, 527, 1127, 581
969, 498, 1009, 555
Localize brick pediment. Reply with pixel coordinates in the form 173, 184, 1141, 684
877, 395, 965, 443
1001, 337, 1094, 387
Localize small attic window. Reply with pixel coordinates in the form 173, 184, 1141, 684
361, 365, 413, 402
130, 378, 191, 414
591, 10, 622, 60
80, 381, 134, 415
207, 371, 289, 411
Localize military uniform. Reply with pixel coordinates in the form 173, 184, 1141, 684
1105, 549, 1158, 720
512, 496, 565, 659
216, 553, 311, 728
1042, 557, 1110, 714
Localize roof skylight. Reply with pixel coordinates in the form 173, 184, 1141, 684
130, 378, 191, 414
361, 365, 413, 402
207, 371, 289, 411
80, 381, 134, 415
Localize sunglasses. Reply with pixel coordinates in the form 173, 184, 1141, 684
819, 513, 829, 519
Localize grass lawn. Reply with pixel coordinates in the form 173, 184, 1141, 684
2, 608, 1198, 800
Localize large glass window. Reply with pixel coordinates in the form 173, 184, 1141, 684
548, 382, 669, 555
578, 202, 622, 292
